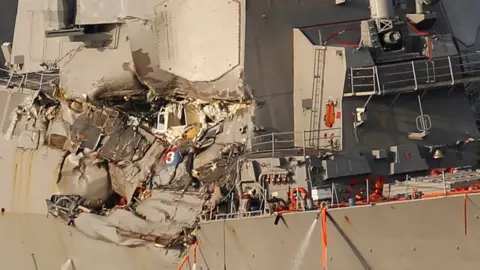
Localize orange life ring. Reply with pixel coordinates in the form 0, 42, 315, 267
324, 101, 336, 128
430, 168, 447, 176
290, 188, 308, 204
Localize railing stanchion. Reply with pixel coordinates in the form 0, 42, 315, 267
443, 171, 447, 196
448, 56, 455, 85
24, 73, 29, 89
271, 133, 275, 157
40, 73, 44, 91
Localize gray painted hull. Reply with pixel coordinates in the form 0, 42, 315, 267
0, 213, 180, 270
193, 193, 480, 270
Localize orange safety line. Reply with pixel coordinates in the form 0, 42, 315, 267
464, 194, 468, 235
328, 189, 480, 209
193, 242, 198, 263
321, 207, 328, 270
177, 255, 189, 270
406, 21, 429, 36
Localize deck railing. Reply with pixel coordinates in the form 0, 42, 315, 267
346, 52, 480, 96
247, 129, 341, 157
0, 67, 59, 92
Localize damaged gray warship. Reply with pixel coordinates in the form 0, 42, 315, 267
3, 0, 480, 269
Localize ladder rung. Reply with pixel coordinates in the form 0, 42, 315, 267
352, 75, 374, 78
352, 83, 374, 87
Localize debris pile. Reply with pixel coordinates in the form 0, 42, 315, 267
9, 86, 251, 251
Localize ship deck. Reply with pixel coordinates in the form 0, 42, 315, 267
192, 190, 480, 270
245, 0, 480, 149
244, 0, 370, 135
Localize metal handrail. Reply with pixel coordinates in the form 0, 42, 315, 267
0, 67, 59, 91
346, 52, 480, 96
214, 210, 264, 220
248, 128, 342, 157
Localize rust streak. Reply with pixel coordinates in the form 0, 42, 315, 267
15, 150, 25, 212
24, 151, 35, 212
12, 149, 19, 211
227, 225, 253, 269
344, 216, 352, 225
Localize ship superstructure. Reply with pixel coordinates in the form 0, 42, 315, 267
251, 0, 480, 183
2, 0, 480, 270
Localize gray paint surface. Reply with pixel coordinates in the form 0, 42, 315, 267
9, 0, 246, 100
193, 193, 480, 270
244, 0, 370, 136
2, 0, 480, 269
0, 213, 180, 270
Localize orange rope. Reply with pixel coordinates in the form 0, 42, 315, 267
464, 194, 468, 235
193, 242, 198, 263
327, 189, 480, 209
177, 255, 189, 270
407, 21, 429, 36
321, 207, 328, 270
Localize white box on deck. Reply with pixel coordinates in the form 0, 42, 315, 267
311, 187, 332, 201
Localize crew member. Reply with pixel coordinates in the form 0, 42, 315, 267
355, 188, 365, 200
369, 189, 383, 201
374, 178, 384, 195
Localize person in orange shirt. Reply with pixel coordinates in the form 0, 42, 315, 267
369, 189, 384, 201
374, 178, 384, 194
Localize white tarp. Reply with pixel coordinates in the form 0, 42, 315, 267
74, 192, 202, 246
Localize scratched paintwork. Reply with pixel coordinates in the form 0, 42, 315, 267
2, 143, 64, 214
0, 213, 180, 270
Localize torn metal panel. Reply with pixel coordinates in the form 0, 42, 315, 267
109, 140, 166, 201
74, 210, 152, 246
2, 91, 53, 150
1, 91, 36, 138
108, 163, 141, 201
135, 191, 203, 224
193, 143, 244, 184
126, 19, 191, 96
70, 109, 110, 150
74, 201, 199, 248
57, 153, 112, 201
71, 105, 154, 162
46, 194, 103, 224
153, 159, 188, 189
46, 105, 78, 151
98, 126, 147, 162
